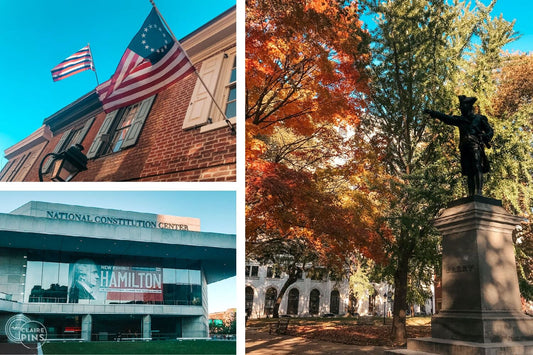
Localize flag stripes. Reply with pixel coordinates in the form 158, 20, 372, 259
96, 9, 195, 113
97, 43, 194, 112
51, 45, 94, 82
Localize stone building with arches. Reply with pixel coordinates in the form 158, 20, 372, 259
245, 264, 392, 319
245, 263, 437, 319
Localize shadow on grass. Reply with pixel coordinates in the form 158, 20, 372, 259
42, 340, 236, 354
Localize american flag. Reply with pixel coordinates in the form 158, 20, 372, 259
51, 45, 94, 82
97, 8, 195, 113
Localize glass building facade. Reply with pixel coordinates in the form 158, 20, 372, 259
23, 250, 202, 306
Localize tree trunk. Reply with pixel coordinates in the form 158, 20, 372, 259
272, 269, 298, 318
391, 252, 409, 344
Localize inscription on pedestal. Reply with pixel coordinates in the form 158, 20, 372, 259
446, 264, 474, 273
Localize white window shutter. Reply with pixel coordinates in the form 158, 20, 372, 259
42, 129, 71, 173
86, 111, 118, 159
182, 53, 224, 130
121, 96, 156, 149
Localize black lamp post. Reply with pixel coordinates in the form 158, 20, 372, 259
38, 144, 88, 182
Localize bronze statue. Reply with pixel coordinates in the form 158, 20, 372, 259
424, 95, 493, 196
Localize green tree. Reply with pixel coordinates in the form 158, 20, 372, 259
361, 0, 517, 343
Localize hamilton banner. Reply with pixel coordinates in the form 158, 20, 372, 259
68, 259, 163, 303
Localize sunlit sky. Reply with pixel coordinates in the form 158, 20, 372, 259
0, 190, 236, 313
0, 1, 530, 168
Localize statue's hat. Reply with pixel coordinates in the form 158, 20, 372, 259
458, 95, 477, 106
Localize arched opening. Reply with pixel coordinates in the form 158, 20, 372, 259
309, 289, 320, 315
264, 287, 277, 317
287, 288, 299, 315
245, 286, 254, 317
330, 290, 340, 314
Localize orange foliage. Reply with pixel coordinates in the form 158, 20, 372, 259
246, 0, 392, 268
492, 52, 533, 117
246, 0, 370, 136
246, 157, 392, 267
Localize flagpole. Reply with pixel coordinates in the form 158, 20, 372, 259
87, 43, 100, 86
148, 0, 235, 134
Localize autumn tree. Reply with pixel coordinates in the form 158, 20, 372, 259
488, 53, 533, 299
361, 0, 517, 344
484, 52, 533, 214
246, 0, 390, 318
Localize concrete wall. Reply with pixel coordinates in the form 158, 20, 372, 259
182, 316, 208, 338
0, 249, 25, 303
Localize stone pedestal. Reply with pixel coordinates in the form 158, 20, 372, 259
407, 196, 533, 354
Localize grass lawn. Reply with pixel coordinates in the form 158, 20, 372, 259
42, 339, 236, 354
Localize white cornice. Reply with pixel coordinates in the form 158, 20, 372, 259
4, 125, 52, 159
181, 8, 236, 64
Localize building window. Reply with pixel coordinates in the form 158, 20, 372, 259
86, 96, 155, 159
309, 289, 320, 315
330, 290, 340, 315
182, 48, 237, 131
0, 153, 31, 182
328, 270, 343, 281
224, 56, 236, 119
368, 292, 376, 315
245, 286, 254, 317
266, 266, 281, 278
106, 103, 140, 154
21, 254, 201, 306
307, 267, 326, 281
42, 117, 94, 173
246, 265, 259, 278
287, 288, 299, 315
264, 287, 277, 317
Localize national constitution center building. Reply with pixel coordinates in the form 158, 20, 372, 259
0, 201, 235, 341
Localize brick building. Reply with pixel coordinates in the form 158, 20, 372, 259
0, 6, 236, 182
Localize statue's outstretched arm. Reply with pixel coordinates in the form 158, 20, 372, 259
423, 109, 458, 126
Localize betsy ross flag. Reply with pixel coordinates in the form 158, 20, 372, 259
97, 8, 195, 113
51, 45, 94, 82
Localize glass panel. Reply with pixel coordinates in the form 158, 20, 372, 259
163, 268, 176, 283
229, 57, 236, 83
22, 258, 202, 306
107, 103, 139, 154
175, 269, 188, 284
41, 262, 60, 302
25, 261, 43, 303
189, 270, 201, 285
225, 101, 236, 119
227, 86, 236, 101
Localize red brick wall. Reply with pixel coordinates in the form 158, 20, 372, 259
24, 64, 236, 182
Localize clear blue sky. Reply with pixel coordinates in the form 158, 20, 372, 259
0, 0, 235, 170
0, 190, 236, 313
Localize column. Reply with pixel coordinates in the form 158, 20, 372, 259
81, 314, 92, 342
142, 315, 151, 339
